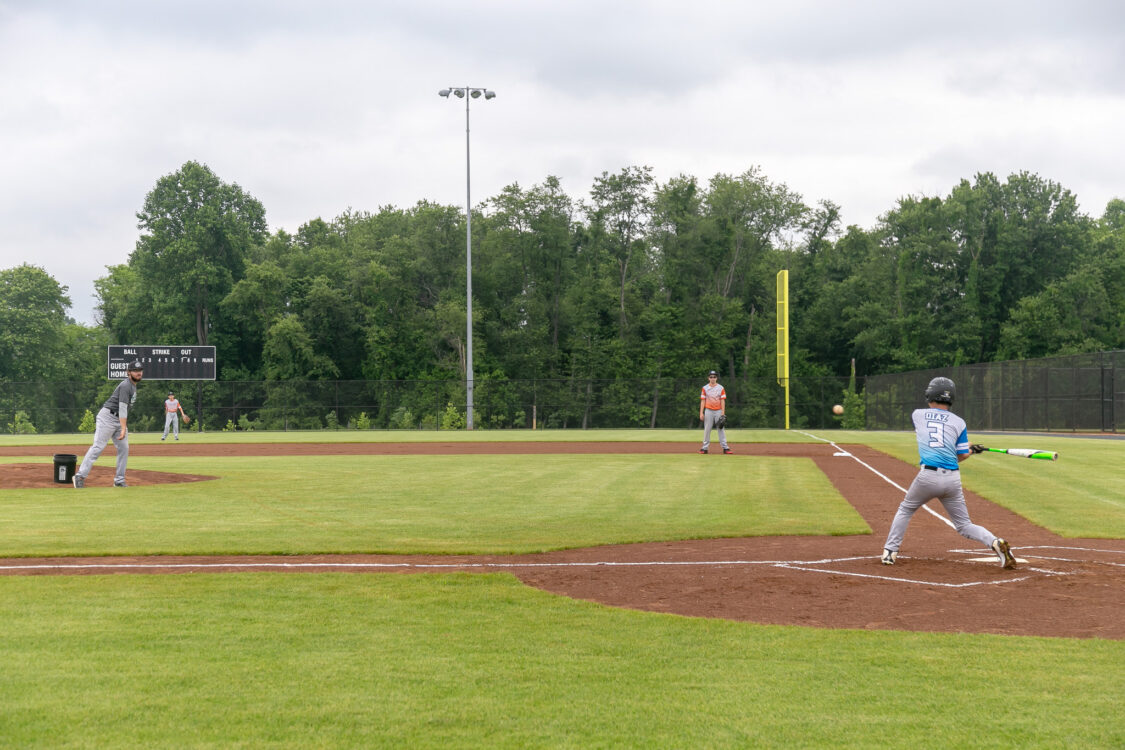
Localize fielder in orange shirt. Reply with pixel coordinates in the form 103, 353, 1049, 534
162, 391, 188, 441
699, 370, 731, 454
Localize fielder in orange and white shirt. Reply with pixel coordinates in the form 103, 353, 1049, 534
162, 391, 187, 441
699, 370, 731, 454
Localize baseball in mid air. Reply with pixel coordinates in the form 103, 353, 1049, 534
832, 404, 844, 415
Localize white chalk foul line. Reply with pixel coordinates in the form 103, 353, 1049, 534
0, 558, 856, 572
0, 554, 1043, 588
800, 431, 956, 529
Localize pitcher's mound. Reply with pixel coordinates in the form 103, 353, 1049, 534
1, 463, 218, 489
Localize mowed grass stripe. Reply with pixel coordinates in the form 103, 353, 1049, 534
0, 455, 869, 557
1, 574, 1120, 749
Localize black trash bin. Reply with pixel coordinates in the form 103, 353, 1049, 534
53, 454, 77, 484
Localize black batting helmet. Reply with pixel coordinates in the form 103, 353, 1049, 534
128, 360, 144, 372
925, 376, 955, 405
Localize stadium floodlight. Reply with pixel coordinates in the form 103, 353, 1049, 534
437, 87, 497, 430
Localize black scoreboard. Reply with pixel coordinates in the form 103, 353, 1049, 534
108, 345, 217, 381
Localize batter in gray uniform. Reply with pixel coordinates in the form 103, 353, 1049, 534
73, 360, 144, 488
880, 376, 1017, 569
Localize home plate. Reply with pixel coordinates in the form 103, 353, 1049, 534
968, 556, 1029, 564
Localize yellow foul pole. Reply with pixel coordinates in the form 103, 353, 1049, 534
776, 270, 790, 430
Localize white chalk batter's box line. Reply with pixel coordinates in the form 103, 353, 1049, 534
6, 549, 1112, 588
951, 545, 1125, 568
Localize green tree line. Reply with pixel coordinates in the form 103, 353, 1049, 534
3, 160, 1124, 429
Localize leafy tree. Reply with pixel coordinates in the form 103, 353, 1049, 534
698, 168, 809, 378
355, 202, 465, 380
94, 264, 162, 345
262, 316, 338, 380
7, 410, 37, 434
131, 161, 267, 347
878, 195, 975, 369
947, 172, 1089, 361
998, 253, 1123, 358
219, 260, 288, 378
439, 401, 466, 430
702, 168, 807, 300
0, 264, 72, 381
67, 161, 1122, 401
297, 276, 365, 380
586, 166, 655, 333
479, 177, 577, 380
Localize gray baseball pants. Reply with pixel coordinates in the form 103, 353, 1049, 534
163, 412, 179, 439
883, 467, 998, 552
701, 409, 728, 451
76, 407, 129, 486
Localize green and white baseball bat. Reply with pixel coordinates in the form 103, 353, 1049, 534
985, 447, 1058, 461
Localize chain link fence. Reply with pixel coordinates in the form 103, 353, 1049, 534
865, 350, 1124, 432
1, 375, 858, 433
7, 351, 1121, 434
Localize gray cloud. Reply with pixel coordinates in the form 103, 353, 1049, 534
2, 0, 1123, 325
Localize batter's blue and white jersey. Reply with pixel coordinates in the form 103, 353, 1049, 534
912, 408, 970, 470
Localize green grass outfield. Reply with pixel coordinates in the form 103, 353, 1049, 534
1, 430, 1122, 747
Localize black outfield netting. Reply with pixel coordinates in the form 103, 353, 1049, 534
865, 350, 1124, 432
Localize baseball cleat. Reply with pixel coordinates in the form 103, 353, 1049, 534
723, 447, 733, 454
880, 549, 897, 565
72, 475, 84, 489
699, 448, 707, 454
992, 538, 1016, 569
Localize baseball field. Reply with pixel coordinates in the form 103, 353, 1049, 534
1, 429, 1122, 748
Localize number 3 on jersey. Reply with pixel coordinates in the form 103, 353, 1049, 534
927, 421, 944, 447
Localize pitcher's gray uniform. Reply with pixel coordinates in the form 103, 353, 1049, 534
74, 363, 142, 488
881, 377, 1016, 568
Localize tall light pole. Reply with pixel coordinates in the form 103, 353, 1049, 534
439, 86, 495, 430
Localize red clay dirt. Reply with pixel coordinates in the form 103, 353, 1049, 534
2, 441, 1122, 639
0, 462, 217, 488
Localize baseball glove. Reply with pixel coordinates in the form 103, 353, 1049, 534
182, 414, 190, 425
715, 414, 727, 429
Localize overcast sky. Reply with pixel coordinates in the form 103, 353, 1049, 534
2, 0, 1123, 325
